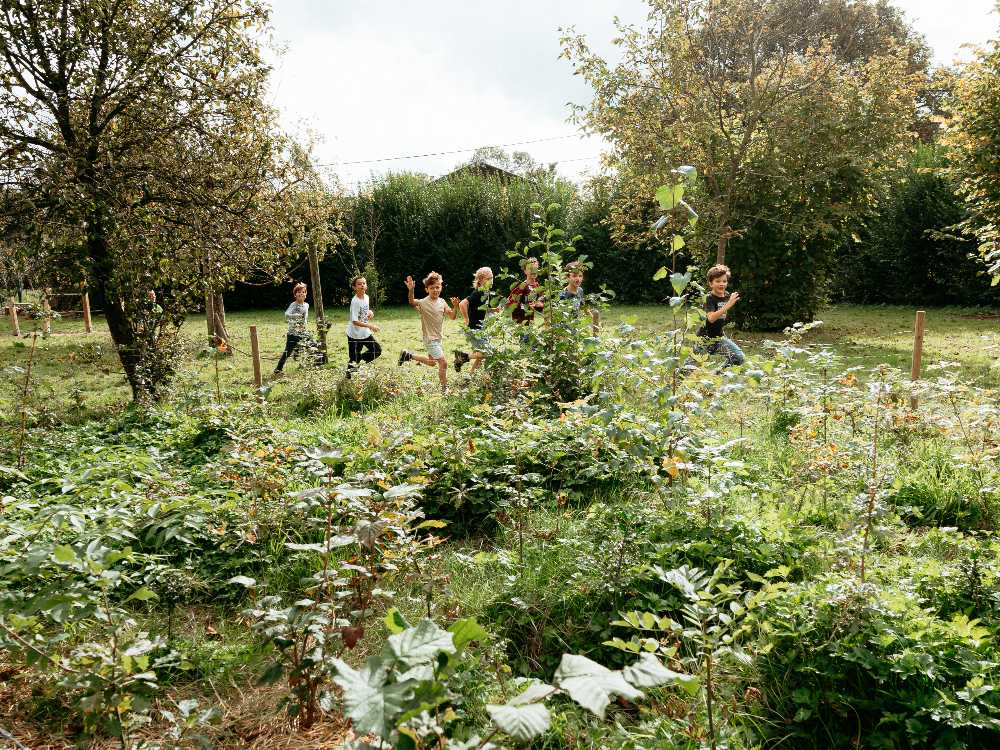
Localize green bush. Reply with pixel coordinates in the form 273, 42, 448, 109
753, 575, 1000, 748
833, 147, 1000, 307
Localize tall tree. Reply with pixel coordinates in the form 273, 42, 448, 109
0, 0, 315, 398
561, 0, 922, 326
945, 4, 1000, 284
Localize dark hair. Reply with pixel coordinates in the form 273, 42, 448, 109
351, 276, 366, 288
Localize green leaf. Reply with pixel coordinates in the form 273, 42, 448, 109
332, 657, 413, 738
553, 654, 643, 718
52, 545, 78, 565
655, 184, 677, 210
388, 619, 455, 667
414, 519, 448, 530
669, 272, 691, 296
384, 483, 424, 499
671, 235, 685, 252
384, 608, 409, 634
449, 618, 488, 650
126, 586, 158, 603
653, 267, 669, 282
508, 679, 555, 705
486, 702, 551, 742
228, 575, 256, 588
622, 653, 692, 689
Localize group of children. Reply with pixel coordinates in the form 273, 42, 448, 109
273, 261, 745, 383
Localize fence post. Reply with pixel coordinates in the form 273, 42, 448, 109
249, 325, 263, 401
8, 299, 20, 337
590, 309, 600, 338
82, 292, 93, 333
910, 310, 926, 409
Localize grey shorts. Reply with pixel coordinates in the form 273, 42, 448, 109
423, 338, 445, 360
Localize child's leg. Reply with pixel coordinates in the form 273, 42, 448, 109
408, 352, 438, 366
275, 334, 300, 372
436, 358, 447, 388
719, 337, 745, 367
363, 337, 382, 362
470, 352, 485, 372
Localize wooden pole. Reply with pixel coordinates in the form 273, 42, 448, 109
41, 291, 51, 336
204, 290, 216, 346
910, 310, 926, 409
82, 292, 93, 333
249, 325, 263, 400
590, 309, 600, 338
8, 299, 20, 337
306, 243, 328, 362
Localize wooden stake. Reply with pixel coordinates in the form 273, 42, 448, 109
249, 325, 263, 400
41, 292, 51, 336
590, 309, 601, 338
8, 299, 20, 337
910, 310, 926, 409
306, 242, 328, 361
82, 292, 93, 333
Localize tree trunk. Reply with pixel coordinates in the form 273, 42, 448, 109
212, 293, 230, 344
716, 231, 729, 265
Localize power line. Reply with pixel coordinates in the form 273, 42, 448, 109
316, 133, 589, 167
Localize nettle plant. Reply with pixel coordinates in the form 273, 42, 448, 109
333, 609, 690, 749
242, 447, 443, 728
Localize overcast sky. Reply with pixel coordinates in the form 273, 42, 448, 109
263, 0, 999, 190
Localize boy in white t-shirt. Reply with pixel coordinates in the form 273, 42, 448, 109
398, 271, 459, 392
346, 276, 382, 377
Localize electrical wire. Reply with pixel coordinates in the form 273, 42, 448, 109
316, 133, 589, 167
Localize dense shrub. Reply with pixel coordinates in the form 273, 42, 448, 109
834, 147, 1000, 307
753, 575, 1000, 748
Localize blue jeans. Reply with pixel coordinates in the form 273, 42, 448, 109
699, 337, 745, 367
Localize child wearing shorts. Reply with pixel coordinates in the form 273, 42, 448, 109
398, 272, 459, 392
454, 266, 494, 373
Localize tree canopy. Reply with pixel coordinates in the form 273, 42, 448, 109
0, 0, 320, 397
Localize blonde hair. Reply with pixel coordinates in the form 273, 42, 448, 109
473, 266, 494, 288
292, 281, 307, 295
423, 271, 442, 287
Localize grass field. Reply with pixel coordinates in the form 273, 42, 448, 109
3, 303, 998, 426
3, 299, 1000, 748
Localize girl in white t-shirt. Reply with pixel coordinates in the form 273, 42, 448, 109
346, 276, 382, 377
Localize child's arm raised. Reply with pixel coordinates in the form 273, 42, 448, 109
405, 276, 419, 309
446, 296, 461, 321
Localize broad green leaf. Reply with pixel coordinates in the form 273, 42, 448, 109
52, 545, 78, 565
655, 184, 677, 210
622, 653, 692, 689
671, 235, 686, 252
653, 267, 668, 282
553, 654, 643, 718
486, 702, 550, 742
384, 608, 409, 634
670, 272, 691, 296
383, 483, 424, 499
508, 679, 555, 706
414, 519, 448, 530
388, 619, 455, 666
228, 575, 256, 588
332, 658, 412, 737
126, 586, 158, 603
449, 618, 488, 650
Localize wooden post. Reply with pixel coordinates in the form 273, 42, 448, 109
8, 298, 20, 337
590, 309, 600, 338
306, 243, 328, 362
249, 325, 263, 400
910, 310, 926, 409
41, 291, 51, 336
82, 292, 93, 333
204, 290, 216, 346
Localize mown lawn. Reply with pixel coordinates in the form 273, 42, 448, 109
3, 303, 997, 424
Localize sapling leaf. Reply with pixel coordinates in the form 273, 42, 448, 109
653, 267, 668, 281
622, 653, 692, 689
449, 617, 488, 650
228, 575, 256, 588
388, 619, 455, 666
332, 657, 413, 737
486, 702, 551, 742
553, 653, 643, 718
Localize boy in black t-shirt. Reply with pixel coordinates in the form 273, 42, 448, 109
454, 267, 494, 373
697, 264, 745, 367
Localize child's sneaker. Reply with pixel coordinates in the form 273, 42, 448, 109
397, 350, 411, 366
453, 350, 470, 372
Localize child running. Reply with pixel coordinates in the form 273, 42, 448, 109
346, 275, 382, 377
559, 261, 585, 313
274, 281, 310, 375
454, 266, 494, 373
398, 272, 460, 392
697, 264, 745, 367
506, 257, 543, 325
